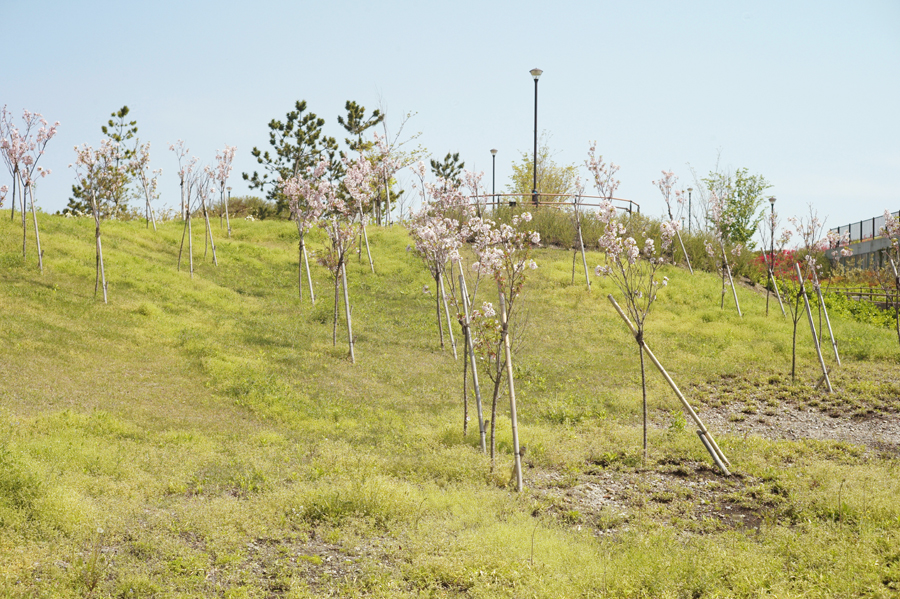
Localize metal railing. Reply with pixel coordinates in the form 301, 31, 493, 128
830, 209, 899, 243
468, 192, 640, 214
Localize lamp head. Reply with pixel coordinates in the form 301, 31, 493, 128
769, 196, 776, 205
530, 68, 543, 80
490, 148, 498, 156
687, 187, 693, 193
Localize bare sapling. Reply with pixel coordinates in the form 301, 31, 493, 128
780, 206, 836, 386
572, 177, 591, 290
197, 170, 218, 266
705, 189, 743, 316
654, 170, 693, 274
71, 141, 124, 303
171, 141, 199, 277
756, 210, 789, 316
1, 107, 59, 273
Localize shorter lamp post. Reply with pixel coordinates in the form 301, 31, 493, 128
491, 148, 498, 212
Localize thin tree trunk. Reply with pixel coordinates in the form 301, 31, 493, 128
499, 290, 523, 492
796, 263, 832, 392
20, 176, 27, 260
639, 338, 647, 464
27, 185, 43, 274
177, 215, 188, 271
342, 263, 355, 363
459, 272, 487, 453
187, 212, 194, 279
889, 257, 900, 347
297, 231, 304, 301
489, 367, 502, 472
224, 190, 232, 238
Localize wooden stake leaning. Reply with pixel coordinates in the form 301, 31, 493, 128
812, 270, 840, 366
607, 294, 731, 474
459, 273, 487, 453
341, 263, 355, 364
761, 252, 786, 316
575, 210, 591, 290
303, 244, 316, 305
720, 244, 742, 317
675, 229, 693, 275
439, 272, 458, 360
795, 263, 831, 392
499, 290, 523, 492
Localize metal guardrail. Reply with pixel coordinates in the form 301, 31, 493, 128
830, 209, 899, 243
468, 192, 640, 214
829, 286, 898, 310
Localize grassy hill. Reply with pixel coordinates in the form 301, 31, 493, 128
1, 212, 899, 598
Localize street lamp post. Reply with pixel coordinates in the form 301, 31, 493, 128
490, 149, 497, 212
530, 68, 542, 207
687, 187, 693, 233
767, 196, 776, 315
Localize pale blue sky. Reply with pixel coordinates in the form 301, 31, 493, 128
3, 0, 898, 231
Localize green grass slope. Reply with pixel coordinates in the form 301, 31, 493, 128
1, 213, 899, 598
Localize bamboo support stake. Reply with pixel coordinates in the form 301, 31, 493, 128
812, 270, 840, 366
761, 252, 786, 316
303, 244, 315, 305
362, 222, 375, 273
795, 263, 832, 392
202, 203, 218, 266
341, 263, 355, 364
499, 290, 523, 492
439, 272, 458, 360
577, 221, 591, 290
675, 230, 693, 274
28, 186, 43, 274
607, 294, 731, 470
459, 272, 487, 453
720, 244, 742, 317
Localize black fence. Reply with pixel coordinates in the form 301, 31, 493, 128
830, 209, 899, 243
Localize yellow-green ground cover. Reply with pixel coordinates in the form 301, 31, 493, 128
1, 213, 898, 597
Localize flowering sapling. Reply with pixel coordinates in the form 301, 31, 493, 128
130, 142, 160, 231
653, 170, 693, 274
407, 161, 472, 355
0, 106, 59, 272
342, 152, 377, 273
463, 212, 539, 490
594, 189, 678, 461
781, 207, 833, 388
281, 159, 330, 303
756, 208, 792, 316
214, 145, 236, 237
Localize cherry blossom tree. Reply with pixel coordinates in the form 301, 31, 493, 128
463, 212, 539, 491
1, 106, 59, 273
214, 145, 236, 237
197, 168, 218, 266
281, 159, 330, 302
757, 207, 792, 316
